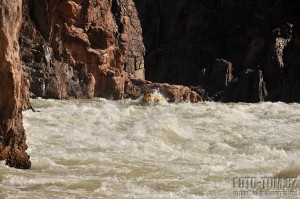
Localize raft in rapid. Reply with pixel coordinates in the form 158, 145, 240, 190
141, 90, 167, 105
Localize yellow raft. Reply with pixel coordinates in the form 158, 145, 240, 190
142, 91, 165, 104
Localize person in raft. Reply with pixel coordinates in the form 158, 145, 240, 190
142, 90, 162, 103
143, 91, 152, 102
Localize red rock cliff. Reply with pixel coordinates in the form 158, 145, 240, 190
25, 0, 145, 99
0, 0, 31, 169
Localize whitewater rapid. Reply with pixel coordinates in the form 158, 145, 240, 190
1, 99, 299, 198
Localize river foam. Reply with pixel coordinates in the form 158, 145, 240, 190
0, 99, 299, 198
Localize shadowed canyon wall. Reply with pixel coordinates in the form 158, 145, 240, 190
134, 0, 300, 102
0, 0, 31, 169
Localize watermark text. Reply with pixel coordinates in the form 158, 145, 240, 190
232, 176, 298, 197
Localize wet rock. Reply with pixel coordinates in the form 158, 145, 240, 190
226, 69, 268, 102
280, 23, 300, 102
0, 0, 31, 169
126, 78, 202, 103
263, 22, 293, 90
209, 59, 233, 91
190, 86, 211, 101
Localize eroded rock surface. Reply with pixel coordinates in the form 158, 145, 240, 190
20, 0, 95, 99
0, 0, 31, 169
22, 0, 145, 100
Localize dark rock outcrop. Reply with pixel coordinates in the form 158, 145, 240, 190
263, 22, 293, 91
0, 0, 31, 169
280, 23, 300, 102
225, 69, 268, 103
208, 59, 233, 92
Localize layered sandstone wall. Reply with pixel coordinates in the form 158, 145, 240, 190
0, 0, 31, 169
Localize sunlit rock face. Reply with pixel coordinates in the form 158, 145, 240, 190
21, 0, 145, 100
0, 0, 31, 169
